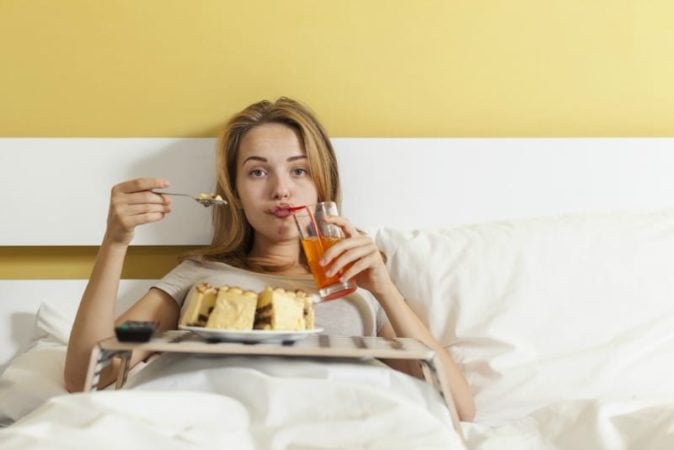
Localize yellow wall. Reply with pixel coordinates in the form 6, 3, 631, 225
3, 0, 674, 278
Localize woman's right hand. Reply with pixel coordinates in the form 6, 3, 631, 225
104, 178, 172, 245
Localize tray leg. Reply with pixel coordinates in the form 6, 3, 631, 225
115, 351, 133, 389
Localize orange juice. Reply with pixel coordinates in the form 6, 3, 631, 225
301, 236, 356, 298
294, 202, 358, 300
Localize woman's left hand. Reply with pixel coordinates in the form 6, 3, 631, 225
319, 216, 394, 296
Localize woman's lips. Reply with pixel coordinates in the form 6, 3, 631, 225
271, 205, 305, 218
273, 209, 292, 218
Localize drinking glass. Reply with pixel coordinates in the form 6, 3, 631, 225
293, 202, 357, 300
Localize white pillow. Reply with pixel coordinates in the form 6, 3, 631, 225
32, 298, 79, 345
375, 209, 674, 423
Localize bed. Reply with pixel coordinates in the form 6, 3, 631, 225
2, 138, 674, 449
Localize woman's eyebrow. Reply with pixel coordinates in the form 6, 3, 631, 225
287, 155, 307, 162
242, 156, 267, 165
242, 154, 306, 165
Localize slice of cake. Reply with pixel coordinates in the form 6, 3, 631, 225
205, 286, 259, 330
179, 282, 218, 327
255, 287, 315, 331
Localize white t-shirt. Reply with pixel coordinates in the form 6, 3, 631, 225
154, 257, 388, 337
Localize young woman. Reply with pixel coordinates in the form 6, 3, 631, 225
64, 97, 475, 421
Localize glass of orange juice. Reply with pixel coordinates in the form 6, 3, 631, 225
292, 201, 357, 301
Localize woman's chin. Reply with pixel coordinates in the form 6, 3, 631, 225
273, 225, 298, 240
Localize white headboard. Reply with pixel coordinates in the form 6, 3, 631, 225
2, 138, 674, 245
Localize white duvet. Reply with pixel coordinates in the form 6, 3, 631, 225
5, 388, 674, 450
0, 354, 464, 449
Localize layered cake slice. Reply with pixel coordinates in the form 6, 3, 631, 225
180, 284, 315, 331
205, 286, 259, 330
179, 282, 218, 327
255, 287, 315, 331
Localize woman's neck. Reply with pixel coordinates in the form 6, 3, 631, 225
248, 237, 309, 275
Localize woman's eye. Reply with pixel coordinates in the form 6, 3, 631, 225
291, 168, 309, 177
249, 169, 266, 177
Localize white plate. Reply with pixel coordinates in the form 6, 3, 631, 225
179, 325, 324, 343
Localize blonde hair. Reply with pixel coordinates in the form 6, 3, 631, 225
189, 97, 341, 272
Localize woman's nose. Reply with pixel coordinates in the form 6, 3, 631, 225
271, 174, 291, 200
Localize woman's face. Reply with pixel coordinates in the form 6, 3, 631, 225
235, 122, 319, 244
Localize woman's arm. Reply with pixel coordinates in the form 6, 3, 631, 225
63, 178, 175, 392
319, 216, 476, 422
374, 291, 476, 422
